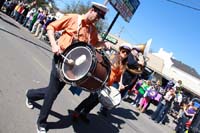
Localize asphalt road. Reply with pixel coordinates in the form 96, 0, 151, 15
0, 11, 175, 133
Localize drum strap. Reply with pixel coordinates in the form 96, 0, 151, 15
76, 15, 92, 44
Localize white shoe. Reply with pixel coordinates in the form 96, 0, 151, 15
37, 126, 46, 133
25, 90, 34, 109
131, 102, 137, 107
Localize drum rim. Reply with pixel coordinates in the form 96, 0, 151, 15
61, 46, 94, 81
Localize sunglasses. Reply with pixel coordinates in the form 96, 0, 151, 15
121, 50, 130, 54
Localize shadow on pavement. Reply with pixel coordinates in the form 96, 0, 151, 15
32, 102, 123, 133
145, 109, 154, 116
0, 28, 52, 53
110, 107, 139, 120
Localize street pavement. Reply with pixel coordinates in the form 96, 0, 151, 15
0, 11, 176, 133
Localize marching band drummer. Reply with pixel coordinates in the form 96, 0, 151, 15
119, 45, 145, 99
25, 2, 111, 133
71, 43, 132, 122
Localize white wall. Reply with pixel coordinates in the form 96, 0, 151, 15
154, 48, 200, 96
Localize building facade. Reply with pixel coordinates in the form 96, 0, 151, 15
107, 34, 200, 97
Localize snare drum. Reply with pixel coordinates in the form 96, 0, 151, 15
98, 86, 121, 110
57, 42, 111, 92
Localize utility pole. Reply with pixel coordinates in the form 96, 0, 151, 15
104, 0, 109, 5
102, 0, 120, 41
117, 26, 124, 38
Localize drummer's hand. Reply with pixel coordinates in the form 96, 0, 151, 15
119, 83, 128, 90
67, 59, 75, 66
51, 43, 61, 55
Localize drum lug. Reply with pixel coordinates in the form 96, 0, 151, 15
87, 72, 92, 76
71, 82, 77, 86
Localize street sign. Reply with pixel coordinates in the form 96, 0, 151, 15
109, 0, 140, 22
101, 33, 118, 44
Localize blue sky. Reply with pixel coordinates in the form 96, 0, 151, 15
55, 0, 200, 74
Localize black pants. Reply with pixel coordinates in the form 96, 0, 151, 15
75, 93, 99, 115
27, 56, 65, 128
0, 0, 5, 9
120, 70, 137, 98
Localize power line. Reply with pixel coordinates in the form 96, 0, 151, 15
182, 0, 200, 7
166, 0, 200, 11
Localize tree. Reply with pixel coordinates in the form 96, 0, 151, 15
36, 0, 47, 7
55, 0, 108, 33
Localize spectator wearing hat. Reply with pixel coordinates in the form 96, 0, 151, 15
25, 2, 110, 133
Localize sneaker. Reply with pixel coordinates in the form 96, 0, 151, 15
25, 90, 34, 109
131, 102, 137, 107
37, 125, 46, 133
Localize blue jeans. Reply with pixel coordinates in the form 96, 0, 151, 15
112, 82, 119, 89
152, 100, 171, 123
133, 93, 143, 106
23, 17, 29, 27
151, 101, 165, 120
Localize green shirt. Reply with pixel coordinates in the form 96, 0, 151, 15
138, 82, 150, 95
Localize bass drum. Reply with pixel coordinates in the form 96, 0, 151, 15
57, 42, 111, 92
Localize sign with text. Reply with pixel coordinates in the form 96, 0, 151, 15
100, 33, 118, 44
109, 0, 140, 22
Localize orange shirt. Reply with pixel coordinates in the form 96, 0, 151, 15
46, 14, 99, 51
107, 54, 125, 86
107, 66, 124, 86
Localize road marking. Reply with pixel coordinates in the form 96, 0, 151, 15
32, 57, 49, 74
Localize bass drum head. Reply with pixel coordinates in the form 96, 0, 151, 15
61, 42, 94, 81
99, 86, 121, 109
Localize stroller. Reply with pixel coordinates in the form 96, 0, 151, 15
187, 98, 200, 133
